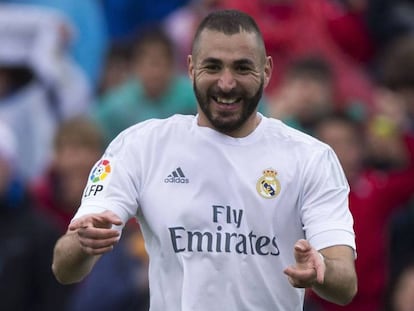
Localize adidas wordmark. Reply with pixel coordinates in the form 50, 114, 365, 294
164, 167, 189, 184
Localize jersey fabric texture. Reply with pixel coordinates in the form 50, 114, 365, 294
74, 114, 356, 311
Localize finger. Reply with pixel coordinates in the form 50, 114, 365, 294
78, 227, 120, 240
69, 211, 123, 231
68, 222, 79, 231
287, 276, 306, 288
284, 267, 317, 288
293, 240, 316, 267
81, 244, 116, 255
69, 218, 90, 231
284, 266, 315, 279
79, 235, 120, 250
98, 210, 123, 226
93, 215, 123, 229
294, 239, 311, 253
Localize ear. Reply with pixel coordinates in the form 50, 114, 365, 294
263, 56, 273, 89
187, 55, 194, 82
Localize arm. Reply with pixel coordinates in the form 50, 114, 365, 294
284, 239, 357, 305
52, 210, 123, 284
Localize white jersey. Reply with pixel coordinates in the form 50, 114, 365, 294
74, 114, 355, 311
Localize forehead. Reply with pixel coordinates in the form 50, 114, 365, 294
194, 29, 263, 64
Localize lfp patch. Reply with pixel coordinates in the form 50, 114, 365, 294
90, 159, 111, 183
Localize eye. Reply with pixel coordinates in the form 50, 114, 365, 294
204, 64, 221, 72
235, 65, 251, 74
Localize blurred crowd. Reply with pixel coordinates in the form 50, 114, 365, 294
0, 0, 413, 310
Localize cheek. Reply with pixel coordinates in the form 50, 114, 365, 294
241, 78, 262, 96
194, 73, 213, 90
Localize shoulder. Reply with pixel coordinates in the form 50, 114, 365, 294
261, 117, 339, 173
263, 116, 329, 151
129, 114, 194, 133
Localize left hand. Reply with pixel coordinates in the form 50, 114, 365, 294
68, 210, 123, 256
283, 239, 325, 288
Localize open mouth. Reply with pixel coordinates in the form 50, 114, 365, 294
213, 96, 242, 106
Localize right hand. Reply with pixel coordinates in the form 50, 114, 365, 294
283, 239, 326, 288
69, 210, 123, 256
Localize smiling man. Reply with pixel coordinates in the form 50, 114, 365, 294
190, 20, 271, 136
52, 9, 357, 311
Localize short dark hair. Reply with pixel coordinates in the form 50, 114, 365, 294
285, 56, 333, 83
132, 25, 175, 62
191, 9, 265, 57
54, 116, 105, 152
380, 36, 414, 91
314, 112, 364, 139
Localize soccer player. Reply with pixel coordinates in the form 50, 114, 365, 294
52, 9, 357, 310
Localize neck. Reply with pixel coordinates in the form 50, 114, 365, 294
197, 112, 262, 138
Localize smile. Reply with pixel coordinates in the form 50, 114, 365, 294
213, 96, 241, 105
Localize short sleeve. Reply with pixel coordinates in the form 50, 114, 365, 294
300, 147, 356, 252
72, 131, 141, 230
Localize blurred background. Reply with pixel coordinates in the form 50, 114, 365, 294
0, 0, 413, 310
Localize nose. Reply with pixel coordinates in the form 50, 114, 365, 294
217, 68, 236, 92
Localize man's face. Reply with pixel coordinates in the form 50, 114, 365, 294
188, 30, 272, 136
134, 42, 173, 99
315, 120, 362, 182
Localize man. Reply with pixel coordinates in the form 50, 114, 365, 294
30, 116, 105, 233
52, 10, 357, 310
93, 26, 197, 144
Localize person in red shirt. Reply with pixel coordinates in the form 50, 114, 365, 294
308, 112, 414, 311
219, 0, 376, 109
30, 116, 105, 233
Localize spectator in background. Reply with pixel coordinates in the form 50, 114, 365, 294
366, 0, 414, 58
29, 116, 151, 311
219, 0, 376, 109
0, 4, 92, 181
0, 0, 109, 87
30, 116, 105, 233
92, 26, 197, 143
375, 34, 414, 311
384, 257, 414, 311
163, 0, 222, 71
378, 35, 414, 132
267, 55, 336, 135
364, 88, 411, 171
96, 41, 132, 96
0, 121, 74, 311
307, 112, 414, 311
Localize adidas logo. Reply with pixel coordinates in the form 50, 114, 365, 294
164, 167, 189, 184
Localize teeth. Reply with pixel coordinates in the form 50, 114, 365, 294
217, 97, 238, 104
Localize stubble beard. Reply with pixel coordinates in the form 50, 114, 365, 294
193, 78, 264, 134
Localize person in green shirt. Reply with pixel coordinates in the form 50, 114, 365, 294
93, 26, 198, 143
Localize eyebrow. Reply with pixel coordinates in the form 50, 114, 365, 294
233, 59, 255, 67
200, 57, 255, 67
200, 57, 222, 65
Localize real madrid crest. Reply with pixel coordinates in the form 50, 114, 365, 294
256, 168, 281, 199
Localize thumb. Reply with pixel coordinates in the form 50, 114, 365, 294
293, 239, 312, 264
